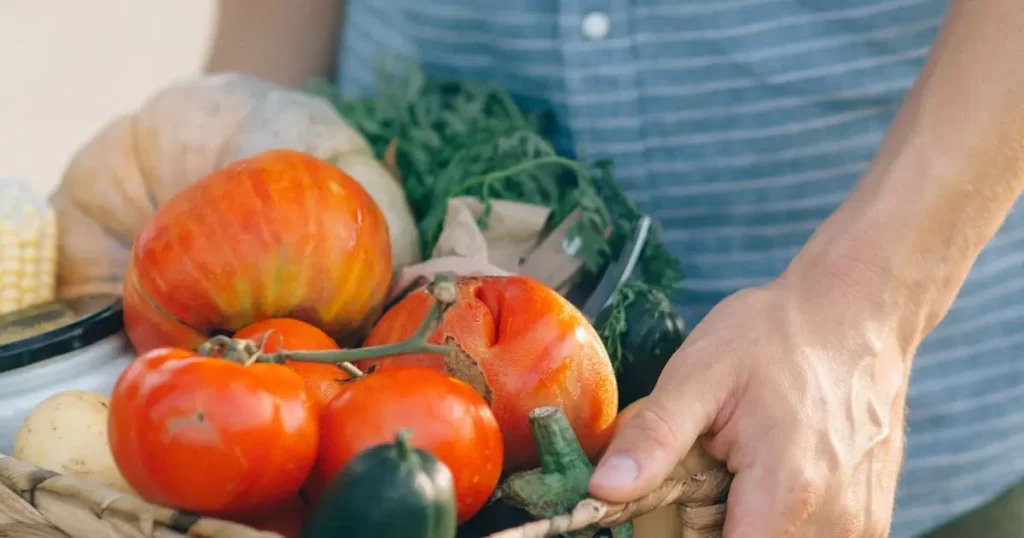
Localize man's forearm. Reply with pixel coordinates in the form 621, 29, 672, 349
205, 0, 345, 88
786, 0, 1024, 353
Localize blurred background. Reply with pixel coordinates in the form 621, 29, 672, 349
0, 0, 217, 196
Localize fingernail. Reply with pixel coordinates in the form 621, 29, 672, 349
591, 455, 639, 489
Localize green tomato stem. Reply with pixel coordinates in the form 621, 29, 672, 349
262, 274, 459, 367
195, 275, 461, 378
277, 337, 452, 363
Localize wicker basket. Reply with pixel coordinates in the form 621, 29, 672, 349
1, 452, 729, 538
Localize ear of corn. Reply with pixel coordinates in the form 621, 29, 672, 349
1, 179, 58, 316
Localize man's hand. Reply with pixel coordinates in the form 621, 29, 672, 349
591, 3, 1024, 533
590, 274, 909, 537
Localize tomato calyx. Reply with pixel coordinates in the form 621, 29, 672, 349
197, 330, 279, 365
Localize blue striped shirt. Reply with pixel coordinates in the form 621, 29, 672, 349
335, 1, 1024, 536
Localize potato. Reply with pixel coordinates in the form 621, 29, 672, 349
13, 390, 133, 494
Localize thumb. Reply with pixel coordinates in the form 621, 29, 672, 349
589, 354, 723, 503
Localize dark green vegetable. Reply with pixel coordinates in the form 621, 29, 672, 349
304, 429, 457, 538
462, 407, 631, 538
597, 281, 688, 410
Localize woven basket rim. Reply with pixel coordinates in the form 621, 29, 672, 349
1, 452, 729, 538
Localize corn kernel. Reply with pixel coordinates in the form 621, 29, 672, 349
0, 179, 58, 316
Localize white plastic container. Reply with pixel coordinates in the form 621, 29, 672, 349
0, 293, 133, 454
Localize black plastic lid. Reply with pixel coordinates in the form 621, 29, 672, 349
0, 293, 125, 374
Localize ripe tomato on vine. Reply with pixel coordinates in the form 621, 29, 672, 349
234, 318, 349, 411
306, 366, 503, 523
107, 346, 319, 517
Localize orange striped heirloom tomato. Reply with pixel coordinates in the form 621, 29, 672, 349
122, 149, 393, 354
106, 347, 319, 518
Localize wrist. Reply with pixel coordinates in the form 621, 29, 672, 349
780, 129, 986, 356
779, 207, 929, 358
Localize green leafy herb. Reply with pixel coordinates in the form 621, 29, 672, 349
306, 53, 685, 368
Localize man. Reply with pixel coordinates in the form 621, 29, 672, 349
207, 1, 1024, 535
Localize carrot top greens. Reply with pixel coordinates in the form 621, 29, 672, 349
307, 53, 685, 369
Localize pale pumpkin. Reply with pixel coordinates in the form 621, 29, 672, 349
50, 73, 421, 298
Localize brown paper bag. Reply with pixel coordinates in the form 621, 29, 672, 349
388, 197, 551, 297
433, 196, 551, 271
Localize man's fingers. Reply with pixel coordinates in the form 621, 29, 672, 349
589, 356, 721, 503
589, 395, 705, 502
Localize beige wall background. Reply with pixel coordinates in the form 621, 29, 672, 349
0, 1, 217, 197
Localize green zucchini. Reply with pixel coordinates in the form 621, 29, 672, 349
304, 429, 457, 538
596, 282, 687, 410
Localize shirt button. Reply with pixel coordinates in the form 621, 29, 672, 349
581, 11, 611, 41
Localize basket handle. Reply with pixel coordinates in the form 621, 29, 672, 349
486, 467, 732, 538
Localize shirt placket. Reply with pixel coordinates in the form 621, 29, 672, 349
558, 0, 651, 191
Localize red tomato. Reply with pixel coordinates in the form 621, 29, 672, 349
359, 275, 618, 472
122, 149, 392, 354
107, 347, 319, 518
234, 318, 348, 412
306, 366, 503, 523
